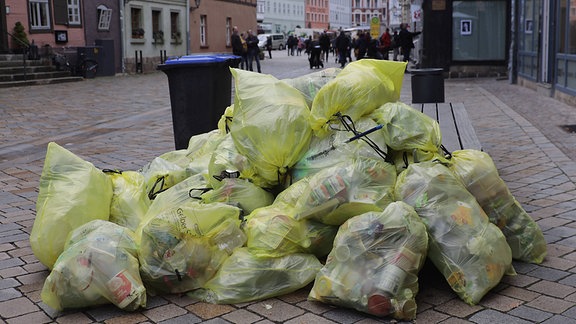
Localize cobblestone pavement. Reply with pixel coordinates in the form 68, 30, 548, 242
1, 49, 576, 324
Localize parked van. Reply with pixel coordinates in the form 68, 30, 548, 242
258, 34, 286, 50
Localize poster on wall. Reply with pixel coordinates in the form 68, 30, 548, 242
525, 19, 533, 33
460, 20, 472, 35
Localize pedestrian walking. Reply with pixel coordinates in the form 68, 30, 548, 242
266, 36, 273, 59
335, 31, 351, 68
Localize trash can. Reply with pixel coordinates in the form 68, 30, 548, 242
158, 54, 241, 150
411, 68, 445, 103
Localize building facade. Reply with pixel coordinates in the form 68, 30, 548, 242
514, 0, 576, 106
1, 0, 257, 74
256, 0, 305, 34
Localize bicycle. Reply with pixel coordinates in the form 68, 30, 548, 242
52, 47, 99, 78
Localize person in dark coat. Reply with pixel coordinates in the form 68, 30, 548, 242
398, 23, 421, 63
266, 36, 273, 59
245, 29, 261, 73
335, 31, 351, 68
231, 26, 247, 69
319, 32, 331, 62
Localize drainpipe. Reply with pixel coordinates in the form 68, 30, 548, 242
119, 0, 126, 73
509, 0, 518, 84
186, 0, 190, 54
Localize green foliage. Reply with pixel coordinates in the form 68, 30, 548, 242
12, 21, 29, 49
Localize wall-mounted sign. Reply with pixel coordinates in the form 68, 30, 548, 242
460, 20, 472, 35
432, 0, 446, 11
55, 31, 68, 43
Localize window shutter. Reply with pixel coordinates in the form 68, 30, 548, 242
53, 0, 68, 25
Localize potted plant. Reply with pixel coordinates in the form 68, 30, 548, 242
132, 28, 145, 39
153, 30, 164, 44
11, 22, 30, 54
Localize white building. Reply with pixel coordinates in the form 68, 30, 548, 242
329, 0, 353, 30
257, 0, 306, 34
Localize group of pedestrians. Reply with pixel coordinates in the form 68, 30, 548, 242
332, 24, 420, 68
231, 26, 261, 73
231, 24, 420, 72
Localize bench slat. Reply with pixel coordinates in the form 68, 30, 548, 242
437, 103, 461, 153
411, 102, 482, 152
450, 103, 482, 151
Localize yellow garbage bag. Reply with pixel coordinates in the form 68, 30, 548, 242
284, 67, 342, 107
229, 68, 312, 188
31, 142, 112, 270
309, 202, 428, 320
189, 248, 321, 304
201, 178, 274, 215
395, 160, 513, 305
291, 117, 388, 182
207, 133, 264, 189
277, 157, 396, 226
449, 149, 547, 263
370, 101, 442, 153
140, 156, 191, 200
41, 220, 146, 311
138, 201, 243, 294
104, 170, 150, 232
310, 60, 407, 137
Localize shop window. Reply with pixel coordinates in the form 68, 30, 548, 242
452, 0, 506, 61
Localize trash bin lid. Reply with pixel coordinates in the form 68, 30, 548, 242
410, 68, 444, 75
163, 55, 226, 65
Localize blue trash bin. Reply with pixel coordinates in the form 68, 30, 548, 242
158, 54, 241, 149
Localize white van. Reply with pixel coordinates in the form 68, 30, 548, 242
258, 33, 286, 50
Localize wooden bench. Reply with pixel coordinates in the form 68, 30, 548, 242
413, 103, 482, 153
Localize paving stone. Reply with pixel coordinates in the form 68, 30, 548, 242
142, 303, 187, 322
247, 299, 304, 322
479, 294, 522, 312
414, 309, 449, 323
5, 310, 52, 324
0, 288, 21, 302
322, 307, 370, 324
527, 266, 570, 281
526, 295, 574, 314
296, 300, 335, 314
284, 313, 338, 324
508, 305, 553, 322
186, 302, 234, 319
500, 273, 539, 287
564, 305, 576, 319
468, 309, 532, 324
157, 313, 203, 324
221, 309, 263, 324
434, 298, 482, 318
52, 311, 94, 324
498, 286, 540, 301
541, 314, 576, 324
0, 297, 39, 318
528, 280, 576, 298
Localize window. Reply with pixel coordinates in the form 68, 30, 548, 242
97, 5, 112, 31
200, 15, 207, 47
452, 0, 506, 61
226, 17, 231, 47
152, 9, 163, 42
29, 0, 51, 30
67, 0, 81, 25
170, 11, 181, 41
131, 7, 144, 39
